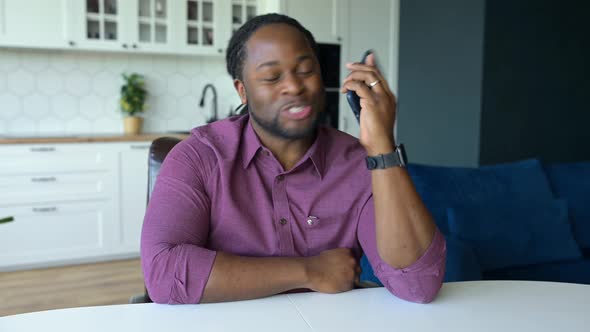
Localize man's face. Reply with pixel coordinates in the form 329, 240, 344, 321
237, 23, 325, 140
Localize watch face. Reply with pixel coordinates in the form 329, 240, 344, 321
366, 158, 377, 169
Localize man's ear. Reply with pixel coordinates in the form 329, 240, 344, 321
234, 79, 247, 105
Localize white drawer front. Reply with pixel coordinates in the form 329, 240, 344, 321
0, 200, 117, 269
0, 172, 114, 205
0, 146, 116, 174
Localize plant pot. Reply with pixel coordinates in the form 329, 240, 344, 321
123, 116, 143, 135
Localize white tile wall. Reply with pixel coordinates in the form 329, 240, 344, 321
0, 49, 240, 136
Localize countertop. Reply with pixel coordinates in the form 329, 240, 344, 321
0, 132, 190, 145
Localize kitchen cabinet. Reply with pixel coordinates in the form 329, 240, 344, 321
0, 141, 152, 271
175, 0, 231, 55
118, 142, 150, 251
0, 0, 68, 49
0, 201, 118, 268
230, 0, 259, 35
279, 0, 343, 44
65, 0, 231, 55
67, 0, 153, 52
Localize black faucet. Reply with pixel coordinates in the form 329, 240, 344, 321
199, 84, 218, 124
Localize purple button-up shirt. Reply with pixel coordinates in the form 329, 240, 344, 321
141, 114, 446, 304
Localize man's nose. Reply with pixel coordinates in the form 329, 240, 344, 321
281, 73, 304, 96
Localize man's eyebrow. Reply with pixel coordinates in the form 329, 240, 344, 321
297, 55, 313, 63
256, 61, 280, 70
255, 55, 314, 71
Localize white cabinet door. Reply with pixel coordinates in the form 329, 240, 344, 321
0, 0, 68, 49
126, 0, 176, 53
0, 200, 117, 270
229, 0, 259, 35
118, 142, 150, 252
66, 0, 132, 51
175, 0, 230, 56
281, 0, 342, 44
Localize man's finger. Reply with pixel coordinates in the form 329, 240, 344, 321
366, 53, 377, 67
341, 81, 375, 101
343, 71, 388, 95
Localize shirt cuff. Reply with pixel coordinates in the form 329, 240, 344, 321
375, 229, 447, 303
169, 245, 217, 304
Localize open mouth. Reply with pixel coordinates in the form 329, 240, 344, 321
282, 105, 313, 120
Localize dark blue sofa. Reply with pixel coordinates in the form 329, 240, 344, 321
360, 159, 590, 285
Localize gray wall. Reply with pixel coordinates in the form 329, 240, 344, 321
397, 0, 486, 167
479, 0, 590, 165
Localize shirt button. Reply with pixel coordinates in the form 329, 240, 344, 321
279, 218, 288, 225
277, 175, 285, 181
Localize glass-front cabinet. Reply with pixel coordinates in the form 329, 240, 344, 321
177, 0, 230, 55
231, 0, 257, 35
68, 0, 128, 50
60, 0, 272, 55
131, 0, 173, 52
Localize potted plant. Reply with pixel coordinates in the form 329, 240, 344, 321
120, 73, 148, 135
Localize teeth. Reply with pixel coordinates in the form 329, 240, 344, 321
288, 106, 305, 114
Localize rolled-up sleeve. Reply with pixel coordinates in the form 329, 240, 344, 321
140, 139, 217, 304
357, 196, 446, 303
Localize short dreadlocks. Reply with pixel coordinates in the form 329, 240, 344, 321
225, 13, 320, 81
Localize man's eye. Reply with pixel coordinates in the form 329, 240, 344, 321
297, 70, 313, 75
262, 76, 280, 82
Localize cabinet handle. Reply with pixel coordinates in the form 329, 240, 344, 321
31, 176, 57, 183
30, 146, 56, 152
122, 43, 128, 48
218, 48, 223, 53
132, 44, 138, 49
69, 41, 76, 47
32, 207, 58, 213
130, 145, 150, 150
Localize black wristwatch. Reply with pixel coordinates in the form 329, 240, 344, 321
366, 144, 407, 170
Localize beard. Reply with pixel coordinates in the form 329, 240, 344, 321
249, 105, 322, 140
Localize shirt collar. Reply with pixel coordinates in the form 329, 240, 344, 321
241, 116, 327, 179
241, 116, 263, 169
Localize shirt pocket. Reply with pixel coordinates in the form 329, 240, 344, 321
303, 212, 353, 256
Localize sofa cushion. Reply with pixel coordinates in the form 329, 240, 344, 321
483, 260, 590, 285
358, 235, 482, 285
407, 159, 555, 234
544, 162, 590, 249
443, 235, 482, 282
448, 199, 582, 271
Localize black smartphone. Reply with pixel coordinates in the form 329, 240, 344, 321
346, 49, 373, 123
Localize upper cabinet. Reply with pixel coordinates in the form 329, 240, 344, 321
127, 0, 175, 53
0, 0, 343, 54
231, 0, 258, 35
0, 0, 69, 49
176, 0, 230, 55
279, 0, 342, 44
67, 0, 128, 50
65, 0, 230, 55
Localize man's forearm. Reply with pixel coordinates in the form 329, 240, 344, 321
371, 166, 437, 268
200, 252, 308, 303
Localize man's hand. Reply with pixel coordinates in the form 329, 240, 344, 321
303, 248, 361, 293
341, 53, 397, 156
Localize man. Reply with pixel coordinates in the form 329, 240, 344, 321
141, 14, 446, 304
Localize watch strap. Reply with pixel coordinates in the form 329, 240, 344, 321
366, 144, 407, 170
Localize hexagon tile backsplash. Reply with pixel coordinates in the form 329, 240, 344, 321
0, 49, 241, 136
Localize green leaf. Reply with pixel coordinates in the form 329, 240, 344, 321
0, 216, 14, 224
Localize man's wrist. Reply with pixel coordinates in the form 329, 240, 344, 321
297, 257, 313, 289
366, 140, 396, 156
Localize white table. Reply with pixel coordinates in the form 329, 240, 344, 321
1, 281, 589, 332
